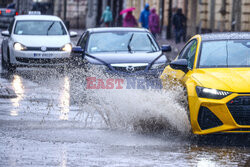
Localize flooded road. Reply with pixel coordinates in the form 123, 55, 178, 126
0, 28, 249, 166
0, 67, 249, 167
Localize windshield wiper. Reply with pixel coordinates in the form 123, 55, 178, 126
127, 33, 134, 53
46, 21, 55, 35
147, 34, 157, 52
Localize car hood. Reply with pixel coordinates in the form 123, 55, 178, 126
12, 35, 70, 47
86, 51, 166, 65
192, 68, 250, 93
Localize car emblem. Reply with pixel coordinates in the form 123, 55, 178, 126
41, 46, 47, 52
126, 66, 135, 72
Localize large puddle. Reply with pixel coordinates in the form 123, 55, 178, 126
3, 67, 191, 136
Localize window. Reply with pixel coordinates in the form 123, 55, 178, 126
78, 32, 89, 49
86, 32, 159, 53
199, 40, 250, 68
14, 20, 67, 35
178, 40, 197, 69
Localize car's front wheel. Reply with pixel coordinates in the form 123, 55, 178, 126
1, 46, 7, 69
5, 49, 16, 72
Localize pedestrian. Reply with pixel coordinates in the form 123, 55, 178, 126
101, 6, 113, 27
173, 8, 187, 43
149, 8, 160, 37
123, 11, 138, 27
139, 3, 150, 29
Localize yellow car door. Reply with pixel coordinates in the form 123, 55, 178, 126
160, 38, 199, 87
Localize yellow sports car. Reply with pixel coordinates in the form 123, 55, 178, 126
160, 33, 250, 135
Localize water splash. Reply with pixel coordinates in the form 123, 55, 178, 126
69, 68, 191, 135
10, 67, 192, 135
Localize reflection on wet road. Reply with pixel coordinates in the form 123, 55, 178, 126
59, 76, 70, 120
10, 75, 24, 116
0, 63, 249, 166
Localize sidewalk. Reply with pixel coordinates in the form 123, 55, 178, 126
157, 37, 185, 61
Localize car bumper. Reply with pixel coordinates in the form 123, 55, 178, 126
190, 93, 250, 135
12, 50, 71, 67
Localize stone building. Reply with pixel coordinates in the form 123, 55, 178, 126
126, 0, 250, 39
125, 0, 186, 38
186, 0, 250, 38
86, 0, 124, 28
4, 0, 250, 36
54, 0, 88, 29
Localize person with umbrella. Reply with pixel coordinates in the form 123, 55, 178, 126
120, 7, 138, 27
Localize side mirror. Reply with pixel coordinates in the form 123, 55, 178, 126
161, 45, 171, 52
72, 46, 84, 54
1, 31, 10, 37
70, 31, 78, 38
170, 59, 188, 73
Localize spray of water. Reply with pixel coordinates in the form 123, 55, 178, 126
11, 67, 191, 135
69, 68, 191, 135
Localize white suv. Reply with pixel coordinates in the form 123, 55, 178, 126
1, 15, 77, 71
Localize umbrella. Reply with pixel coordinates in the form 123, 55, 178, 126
120, 7, 136, 15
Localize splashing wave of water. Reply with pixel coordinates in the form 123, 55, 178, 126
70, 68, 191, 135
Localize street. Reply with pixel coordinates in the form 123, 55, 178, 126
0, 29, 249, 167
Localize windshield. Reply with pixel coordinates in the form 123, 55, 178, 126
87, 32, 159, 53
14, 20, 67, 35
199, 40, 250, 68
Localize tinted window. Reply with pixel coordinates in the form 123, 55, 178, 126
178, 40, 197, 69
14, 20, 67, 35
78, 32, 88, 49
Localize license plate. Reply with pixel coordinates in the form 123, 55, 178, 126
34, 53, 53, 57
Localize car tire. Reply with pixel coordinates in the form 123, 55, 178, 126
6, 49, 16, 72
1, 46, 7, 69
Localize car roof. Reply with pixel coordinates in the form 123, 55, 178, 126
200, 32, 250, 41
87, 27, 149, 33
14, 15, 62, 21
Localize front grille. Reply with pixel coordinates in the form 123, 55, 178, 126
112, 66, 147, 72
16, 57, 69, 64
25, 47, 61, 51
227, 96, 250, 125
198, 106, 223, 130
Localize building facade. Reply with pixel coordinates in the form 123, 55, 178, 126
54, 0, 88, 29
126, 0, 250, 39
86, 0, 124, 28
4, 0, 250, 36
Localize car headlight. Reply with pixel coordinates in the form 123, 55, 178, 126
14, 42, 26, 51
62, 43, 72, 52
196, 86, 232, 99
150, 63, 166, 69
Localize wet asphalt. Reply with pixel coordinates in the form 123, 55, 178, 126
0, 29, 249, 167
